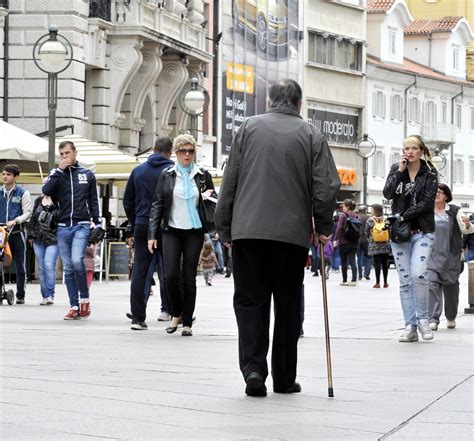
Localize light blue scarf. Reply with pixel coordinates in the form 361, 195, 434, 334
176, 162, 202, 229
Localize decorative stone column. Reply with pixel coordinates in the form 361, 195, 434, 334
119, 45, 163, 151
108, 37, 143, 147
156, 56, 189, 137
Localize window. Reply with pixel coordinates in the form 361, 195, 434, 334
454, 158, 464, 184
424, 101, 437, 125
441, 102, 447, 124
471, 107, 474, 131
390, 150, 400, 166
308, 31, 363, 71
408, 97, 420, 123
453, 45, 460, 71
390, 94, 403, 121
388, 29, 396, 56
372, 150, 385, 178
470, 160, 474, 184
372, 90, 386, 119
455, 104, 462, 129
437, 160, 449, 183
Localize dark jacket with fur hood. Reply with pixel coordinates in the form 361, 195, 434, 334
383, 159, 438, 233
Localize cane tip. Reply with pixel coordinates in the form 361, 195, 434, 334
328, 388, 334, 398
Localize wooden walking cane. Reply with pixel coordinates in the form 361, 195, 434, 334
319, 242, 334, 397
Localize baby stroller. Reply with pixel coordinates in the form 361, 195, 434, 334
0, 225, 14, 305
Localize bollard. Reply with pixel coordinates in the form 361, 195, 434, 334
465, 262, 474, 314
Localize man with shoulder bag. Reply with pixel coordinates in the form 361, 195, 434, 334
0, 164, 33, 304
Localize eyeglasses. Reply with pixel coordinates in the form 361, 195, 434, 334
177, 149, 195, 155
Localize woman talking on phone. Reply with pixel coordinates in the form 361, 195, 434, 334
383, 135, 438, 343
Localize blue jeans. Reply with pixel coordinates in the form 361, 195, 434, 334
357, 241, 372, 278
391, 232, 435, 327
144, 250, 170, 313
466, 248, 474, 262
33, 242, 60, 299
212, 239, 224, 270
57, 224, 90, 308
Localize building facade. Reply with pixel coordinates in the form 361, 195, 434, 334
303, 0, 368, 202
366, 0, 474, 212
405, 0, 474, 80
0, 0, 213, 155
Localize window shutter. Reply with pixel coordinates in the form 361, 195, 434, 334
390, 95, 394, 120
372, 91, 377, 117
382, 94, 386, 119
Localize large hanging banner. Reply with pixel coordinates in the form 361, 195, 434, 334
222, 0, 301, 154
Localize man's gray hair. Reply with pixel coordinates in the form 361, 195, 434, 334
268, 79, 302, 110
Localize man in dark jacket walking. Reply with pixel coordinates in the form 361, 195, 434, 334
123, 136, 174, 330
215, 79, 340, 397
42, 141, 101, 320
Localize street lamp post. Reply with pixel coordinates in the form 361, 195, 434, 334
32, 25, 73, 172
179, 77, 209, 141
355, 134, 376, 207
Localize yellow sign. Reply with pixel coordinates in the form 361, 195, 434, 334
337, 168, 357, 186
226, 63, 254, 94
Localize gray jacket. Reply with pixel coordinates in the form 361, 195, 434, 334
215, 106, 341, 249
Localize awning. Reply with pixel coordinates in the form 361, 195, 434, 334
55, 135, 140, 182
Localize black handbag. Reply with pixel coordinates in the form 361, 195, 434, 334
200, 197, 216, 232
389, 219, 411, 243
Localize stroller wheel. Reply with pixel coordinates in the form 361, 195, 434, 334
6, 289, 14, 305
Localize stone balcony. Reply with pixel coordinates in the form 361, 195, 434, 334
421, 122, 457, 147
88, 0, 208, 58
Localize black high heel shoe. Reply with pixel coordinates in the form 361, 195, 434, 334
165, 316, 181, 334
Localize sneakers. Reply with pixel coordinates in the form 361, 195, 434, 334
347, 281, 357, 286
430, 322, 438, 331
447, 320, 456, 329
80, 301, 91, 319
131, 320, 148, 330
418, 320, 434, 340
399, 326, 419, 342
363, 275, 370, 280
157, 312, 171, 321
64, 307, 80, 320
340, 281, 350, 286
46, 297, 54, 305
39, 298, 48, 305
16, 298, 25, 304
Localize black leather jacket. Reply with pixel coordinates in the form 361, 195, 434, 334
383, 159, 438, 233
148, 165, 215, 239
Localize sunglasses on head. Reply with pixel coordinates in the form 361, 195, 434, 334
178, 149, 195, 155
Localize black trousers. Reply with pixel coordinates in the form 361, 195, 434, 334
162, 227, 204, 328
373, 253, 389, 284
8, 231, 27, 299
232, 239, 307, 390
339, 243, 358, 282
130, 224, 155, 322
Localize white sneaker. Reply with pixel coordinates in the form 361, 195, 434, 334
447, 320, 456, 329
430, 322, 438, 331
418, 320, 434, 340
39, 298, 48, 305
347, 281, 357, 286
157, 312, 171, 321
399, 326, 418, 342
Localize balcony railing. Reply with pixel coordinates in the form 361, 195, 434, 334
421, 123, 457, 145
89, 0, 112, 22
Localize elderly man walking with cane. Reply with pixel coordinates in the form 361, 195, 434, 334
215, 79, 340, 397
